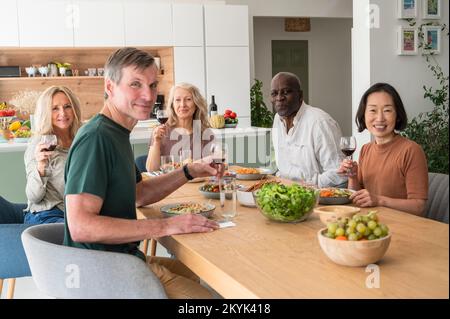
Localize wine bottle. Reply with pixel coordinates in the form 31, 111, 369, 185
209, 95, 218, 117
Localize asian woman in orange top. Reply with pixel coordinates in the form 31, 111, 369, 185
338, 83, 428, 216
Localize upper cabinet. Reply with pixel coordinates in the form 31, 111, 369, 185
174, 47, 205, 96
18, 0, 74, 47
172, 4, 204, 47
73, 0, 124, 47
124, 2, 172, 46
204, 5, 249, 46
0, 0, 19, 46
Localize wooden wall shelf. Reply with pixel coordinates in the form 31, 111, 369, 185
0, 47, 174, 121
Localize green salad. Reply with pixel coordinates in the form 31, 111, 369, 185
254, 183, 317, 222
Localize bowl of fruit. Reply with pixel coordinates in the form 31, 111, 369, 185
253, 182, 318, 223
223, 109, 238, 128
317, 211, 391, 267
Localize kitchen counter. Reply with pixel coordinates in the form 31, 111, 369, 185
0, 126, 271, 153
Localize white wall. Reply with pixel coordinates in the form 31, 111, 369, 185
352, 0, 449, 156
370, 0, 449, 118
253, 17, 353, 135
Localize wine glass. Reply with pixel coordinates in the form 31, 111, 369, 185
179, 149, 192, 165
156, 109, 168, 125
210, 142, 228, 174
340, 136, 356, 176
160, 155, 175, 174
40, 134, 58, 171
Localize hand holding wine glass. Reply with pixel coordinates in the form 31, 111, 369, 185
340, 136, 356, 177
156, 109, 168, 125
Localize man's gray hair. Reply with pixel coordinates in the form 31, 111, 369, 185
104, 47, 156, 84
273, 72, 302, 91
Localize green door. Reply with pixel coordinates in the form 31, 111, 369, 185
272, 40, 309, 103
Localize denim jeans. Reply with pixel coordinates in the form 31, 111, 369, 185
23, 207, 65, 224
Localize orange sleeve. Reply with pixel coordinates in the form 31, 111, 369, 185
404, 142, 429, 200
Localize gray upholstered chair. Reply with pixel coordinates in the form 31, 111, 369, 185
425, 173, 449, 224
21, 224, 167, 299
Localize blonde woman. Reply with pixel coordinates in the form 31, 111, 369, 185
23, 86, 82, 224
146, 83, 214, 172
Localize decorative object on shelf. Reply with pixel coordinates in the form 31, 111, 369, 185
397, 26, 418, 55
54, 62, 71, 77
250, 79, 274, 128
397, 0, 417, 19
422, 25, 442, 54
25, 66, 37, 77
38, 66, 49, 77
48, 63, 58, 77
97, 68, 104, 76
423, 0, 441, 19
285, 18, 311, 32
87, 68, 97, 76
73, 69, 79, 76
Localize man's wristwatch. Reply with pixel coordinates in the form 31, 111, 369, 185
183, 164, 194, 180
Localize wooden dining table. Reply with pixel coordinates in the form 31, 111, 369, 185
136, 175, 449, 299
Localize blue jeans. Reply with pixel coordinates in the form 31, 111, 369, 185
23, 207, 65, 224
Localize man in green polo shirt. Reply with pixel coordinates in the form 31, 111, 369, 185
64, 47, 220, 299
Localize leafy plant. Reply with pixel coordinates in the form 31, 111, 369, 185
250, 79, 274, 128
401, 21, 449, 174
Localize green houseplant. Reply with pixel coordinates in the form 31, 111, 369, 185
250, 79, 274, 128
401, 22, 449, 174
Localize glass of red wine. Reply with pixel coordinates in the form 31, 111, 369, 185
210, 142, 228, 175
40, 134, 58, 171
340, 136, 356, 176
156, 109, 168, 125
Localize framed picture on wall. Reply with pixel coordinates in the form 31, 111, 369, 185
398, 26, 418, 55
423, 0, 441, 19
422, 25, 441, 54
397, 0, 418, 19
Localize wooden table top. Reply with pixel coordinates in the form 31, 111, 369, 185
137, 176, 449, 299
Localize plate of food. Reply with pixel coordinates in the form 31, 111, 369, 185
319, 188, 354, 205
234, 167, 266, 180
160, 202, 216, 218
199, 183, 220, 199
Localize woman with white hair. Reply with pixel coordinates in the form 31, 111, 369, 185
146, 82, 214, 172
23, 86, 82, 224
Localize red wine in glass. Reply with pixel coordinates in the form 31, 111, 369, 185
42, 144, 57, 152
341, 147, 356, 157
157, 116, 168, 124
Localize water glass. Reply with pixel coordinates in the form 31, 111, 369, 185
179, 149, 192, 164
219, 175, 237, 221
160, 155, 175, 174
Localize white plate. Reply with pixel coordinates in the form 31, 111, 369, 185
236, 173, 266, 180
160, 202, 215, 218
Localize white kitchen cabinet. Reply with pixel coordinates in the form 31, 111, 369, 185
0, 0, 19, 46
204, 5, 248, 47
172, 4, 203, 47
205, 46, 250, 120
174, 47, 205, 96
124, 2, 172, 46
73, 0, 124, 47
18, 0, 74, 47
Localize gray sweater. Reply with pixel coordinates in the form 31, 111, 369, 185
24, 137, 68, 213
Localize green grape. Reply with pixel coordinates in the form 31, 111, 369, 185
380, 224, 389, 236
348, 220, 357, 229
364, 227, 372, 237
368, 211, 378, 221
327, 223, 338, 234
362, 216, 369, 223
368, 234, 377, 240
353, 216, 362, 223
373, 227, 382, 237
348, 233, 358, 241
356, 223, 366, 233
367, 220, 378, 230
325, 232, 335, 239
335, 227, 345, 237
356, 232, 363, 240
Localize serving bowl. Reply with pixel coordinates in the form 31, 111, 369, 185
236, 189, 256, 207
317, 228, 391, 267
314, 205, 360, 225
318, 188, 354, 205
253, 183, 318, 223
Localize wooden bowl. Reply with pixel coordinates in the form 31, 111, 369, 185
317, 228, 391, 267
314, 205, 360, 225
